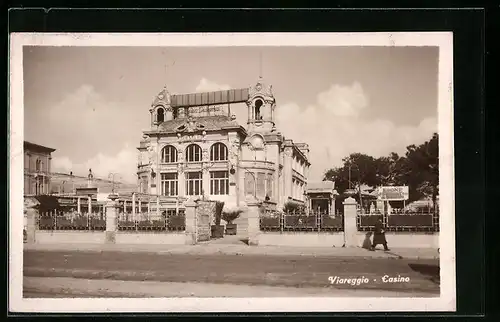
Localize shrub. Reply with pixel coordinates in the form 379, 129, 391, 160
222, 208, 243, 224
283, 201, 305, 214
214, 201, 224, 226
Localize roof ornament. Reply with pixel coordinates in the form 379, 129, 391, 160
152, 87, 171, 107
175, 116, 205, 134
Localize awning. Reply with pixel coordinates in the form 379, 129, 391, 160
33, 195, 61, 212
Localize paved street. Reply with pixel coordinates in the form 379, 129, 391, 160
23, 249, 440, 297
23, 276, 437, 298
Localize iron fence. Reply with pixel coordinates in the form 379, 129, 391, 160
356, 210, 439, 232
117, 209, 186, 232
260, 210, 344, 232
37, 212, 106, 231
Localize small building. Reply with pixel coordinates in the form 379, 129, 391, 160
24, 141, 56, 195
305, 181, 338, 216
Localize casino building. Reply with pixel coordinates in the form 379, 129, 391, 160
137, 78, 311, 212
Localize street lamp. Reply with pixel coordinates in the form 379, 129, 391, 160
347, 160, 363, 212
108, 172, 121, 194
70, 171, 74, 194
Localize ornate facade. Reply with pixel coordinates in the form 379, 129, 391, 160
137, 78, 310, 211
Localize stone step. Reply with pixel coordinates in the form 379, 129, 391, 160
232, 216, 248, 236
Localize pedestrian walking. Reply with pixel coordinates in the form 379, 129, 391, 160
370, 218, 390, 251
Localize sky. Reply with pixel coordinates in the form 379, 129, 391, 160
23, 45, 438, 184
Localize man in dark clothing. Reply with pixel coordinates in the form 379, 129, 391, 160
370, 218, 390, 251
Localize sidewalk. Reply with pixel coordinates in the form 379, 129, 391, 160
24, 243, 439, 260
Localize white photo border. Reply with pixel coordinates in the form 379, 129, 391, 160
9, 32, 455, 313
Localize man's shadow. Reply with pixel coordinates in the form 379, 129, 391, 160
362, 232, 373, 250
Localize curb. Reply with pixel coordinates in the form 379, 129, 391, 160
24, 248, 439, 260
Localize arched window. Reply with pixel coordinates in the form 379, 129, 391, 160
157, 107, 165, 123
185, 144, 202, 162
161, 145, 178, 163
35, 159, 41, 172
210, 143, 228, 161
254, 99, 263, 120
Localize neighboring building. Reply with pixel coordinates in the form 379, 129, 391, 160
52, 169, 140, 214
50, 171, 138, 195
137, 78, 310, 212
24, 141, 56, 195
305, 181, 338, 215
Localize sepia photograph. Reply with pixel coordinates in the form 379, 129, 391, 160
9, 32, 455, 312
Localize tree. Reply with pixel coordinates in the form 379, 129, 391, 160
323, 153, 382, 211
323, 153, 379, 195
374, 152, 407, 186
323, 167, 350, 194
400, 133, 439, 211
322, 133, 439, 212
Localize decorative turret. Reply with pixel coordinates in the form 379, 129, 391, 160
246, 77, 276, 133
150, 86, 175, 127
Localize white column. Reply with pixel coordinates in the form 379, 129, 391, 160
77, 197, 81, 213
246, 197, 260, 246
178, 171, 186, 197
132, 193, 136, 220
184, 200, 197, 245
156, 195, 160, 217
105, 195, 119, 244
202, 170, 210, 199
25, 206, 38, 244
88, 196, 92, 214
283, 147, 293, 200
343, 197, 358, 247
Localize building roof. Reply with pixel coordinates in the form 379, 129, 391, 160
24, 141, 56, 153
157, 115, 243, 134
170, 88, 250, 108
306, 181, 336, 193
282, 139, 310, 165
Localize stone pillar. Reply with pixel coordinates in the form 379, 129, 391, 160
178, 172, 186, 198
132, 193, 136, 220
105, 194, 120, 244
343, 197, 358, 247
25, 207, 38, 244
156, 195, 160, 217
88, 196, 92, 214
246, 197, 261, 246
202, 170, 210, 199
283, 147, 293, 200
138, 198, 142, 216
184, 200, 197, 245
77, 197, 81, 213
